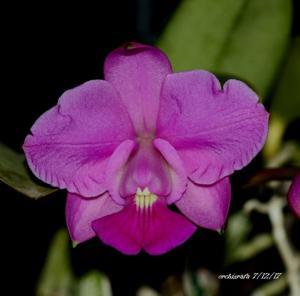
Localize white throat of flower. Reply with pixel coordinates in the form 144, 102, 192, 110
135, 187, 158, 210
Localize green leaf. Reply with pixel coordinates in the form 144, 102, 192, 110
227, 233, 273, 264
36, 229, 74, 296
224, 212, 273, 265
264, 37, 300, 159
36, 230, 113, 296
136, 287, 160, 296
214, 0, 291, 97
78, 271, 112, 296
224, 211, 252, 254
158, 0, 292, 97
291, 142, 300, 166
0, 142, 56, 198
158, 0, 247, 70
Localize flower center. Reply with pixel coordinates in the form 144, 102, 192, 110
120, 142, 171, 198
134, 187, 158, 210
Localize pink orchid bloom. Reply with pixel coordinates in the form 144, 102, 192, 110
288, 172, 300, 219
23, 43, 269, 255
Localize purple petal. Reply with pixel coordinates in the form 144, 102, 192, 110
176, 177, 231, 231
144, 201, 196, 255
157, 70, 269, 185
93, 203, 141, 255
92, 199, 196, 255
288, 173, 300, 219
104, 42, 172, 134
66, 192, 123, 244
154, 138, 187, 204
23, 80, 134, 197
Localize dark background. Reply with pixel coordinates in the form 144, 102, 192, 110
1, 1, 299, 295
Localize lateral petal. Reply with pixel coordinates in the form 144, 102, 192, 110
157, 70, 269, 184
23, 80, 134, 197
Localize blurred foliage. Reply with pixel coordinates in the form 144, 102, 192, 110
225, 212, 252, 252
37, 229, 112, 296
183, 269, 219, 296
225, 212, 273, 265
36, 229, 74, 296
78, 271, 112, 296
0, 142, 56, 198
265, 37, 300, 159
158, 0, 292, 98
136, 287, 160, 296
251, 275, 287, 296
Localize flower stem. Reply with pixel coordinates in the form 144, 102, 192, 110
268, 197, 300, 296
242, 167, 299, 189
245, 197, 300, 296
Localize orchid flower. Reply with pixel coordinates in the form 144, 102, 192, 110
23, 43, 269, 255
288, 172, 300, 219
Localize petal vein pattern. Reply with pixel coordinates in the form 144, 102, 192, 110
92, 190, 196, 255
157, 70, 269, 185
104, 43, 172, 134
23, 80, 135, 197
